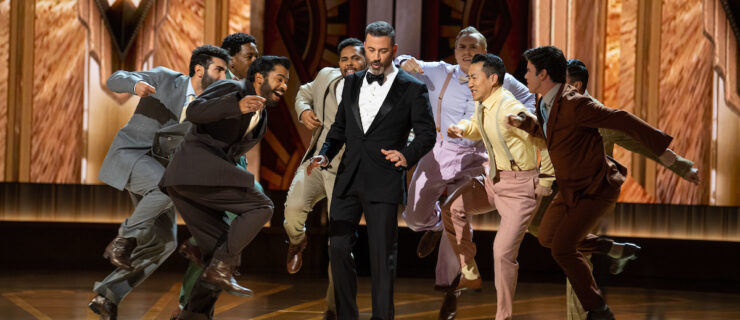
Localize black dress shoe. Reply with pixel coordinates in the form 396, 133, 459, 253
587, 304, 615, 320
439, 291, 460, 319
322, 309, 337, 320
286, 237, 308, 274
610, 243, 641, 274
417, 230, 443, 258
103, 237, 136, 271
89, 295, 117, 320
201, 259, 254, 297
178, 240, 204, 267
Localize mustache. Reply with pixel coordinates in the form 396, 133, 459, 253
370, 59, 381, 65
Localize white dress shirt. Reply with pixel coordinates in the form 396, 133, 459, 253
358, 65, 398, 132
335, 78, 345, 107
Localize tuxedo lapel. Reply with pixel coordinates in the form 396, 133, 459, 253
349, 70, 364, 133
365, 71, 409, 135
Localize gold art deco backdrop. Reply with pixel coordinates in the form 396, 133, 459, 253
0, 0, 8, 180
0, 0, 738, 207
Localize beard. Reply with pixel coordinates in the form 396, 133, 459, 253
368, 59, 387, 74
201, 73, 218, 90
260, 80, 280, 108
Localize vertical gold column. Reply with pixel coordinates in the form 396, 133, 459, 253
204, 0, 230, 46
6, 0, 34, 182
633, 0, 661, 196
250, 0, 263, 52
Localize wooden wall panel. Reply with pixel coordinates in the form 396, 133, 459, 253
603, 0, 639, 202
656, 0, 711, 204
229, 0, 251, 34
29, 0, 85, 183
0, 0, 9, 181
153, 0, 204, 75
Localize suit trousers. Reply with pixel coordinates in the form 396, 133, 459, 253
403, 139, 487, 286
177, 158, 264, 309
94, 155, 178, 304
283, 160, 338, 311
528, 183, 613, 320
166, 184, 273, 319
330, 188, 399, 320
536, 180, 620, 311
442, 170, 538, 320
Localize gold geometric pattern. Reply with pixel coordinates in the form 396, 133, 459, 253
656, 0, 712, 204
153, 0, 204, 75
30, 0, 86, 183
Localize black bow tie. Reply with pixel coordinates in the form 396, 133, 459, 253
367, 72, 385, 85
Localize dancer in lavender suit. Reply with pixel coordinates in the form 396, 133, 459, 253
394, 26, 535, 319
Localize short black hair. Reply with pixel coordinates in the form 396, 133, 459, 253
189, 44, 230, 77
472, 54, 505, 85
246, 55, 292, 83
337, 37, 364, 56
365, 21, 395, 44
566, 58, 589, 88
220, 33, 257, 57
522, 46, 567, 83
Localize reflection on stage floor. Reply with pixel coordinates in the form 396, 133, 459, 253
1, 271, 739, 319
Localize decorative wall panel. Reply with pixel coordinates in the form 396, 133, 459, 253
229, 0, 251, 34
603, 0, 642, 202
30, 0, 86, 183
0, 0, 9, 181
421, 0, 530, 77
656, 0, 712, 204
262, 0, 365, 190
153, 0, 204, 74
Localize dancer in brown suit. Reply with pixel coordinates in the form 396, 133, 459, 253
507, 46, 675, 320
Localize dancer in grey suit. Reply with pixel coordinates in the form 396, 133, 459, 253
88, 45, 231, 320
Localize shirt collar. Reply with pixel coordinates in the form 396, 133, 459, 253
186, 77, 196, 98
541, 83, 562, 109
583, 89, 590, 98
226, 68, 239, 80
479, 86, 504, 110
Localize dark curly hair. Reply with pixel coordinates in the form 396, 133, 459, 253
246, 56, 292, 83
188, 44, 230, 77
220, 33, 257, 57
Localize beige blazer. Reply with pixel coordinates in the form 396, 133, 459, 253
295, 67, 344, 165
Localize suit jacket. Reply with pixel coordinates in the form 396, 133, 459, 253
159, 79, 266, 189
519, 84, 673, 204
99, 67, 189, 190
295, 67, 345, 165
319, 69, 436, 204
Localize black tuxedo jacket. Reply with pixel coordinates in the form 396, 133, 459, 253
160, 79, 266, 190
319, 69, 436, 204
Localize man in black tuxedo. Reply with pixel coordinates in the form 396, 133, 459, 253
160, 56, 290, 320
307, 21, 436, 320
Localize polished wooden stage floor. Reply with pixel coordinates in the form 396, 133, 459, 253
1, 271, 739, 319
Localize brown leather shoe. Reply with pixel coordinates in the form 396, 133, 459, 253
286, 237, 308, 274
201, 259, 254, 297
322, 309, 337, 320
178, 240, 204, 267
89, 295, 117, 320
102, 237, 136, 271
417, 230, 443, 258
439, 291, 460, 319
456, 275, 482, 292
